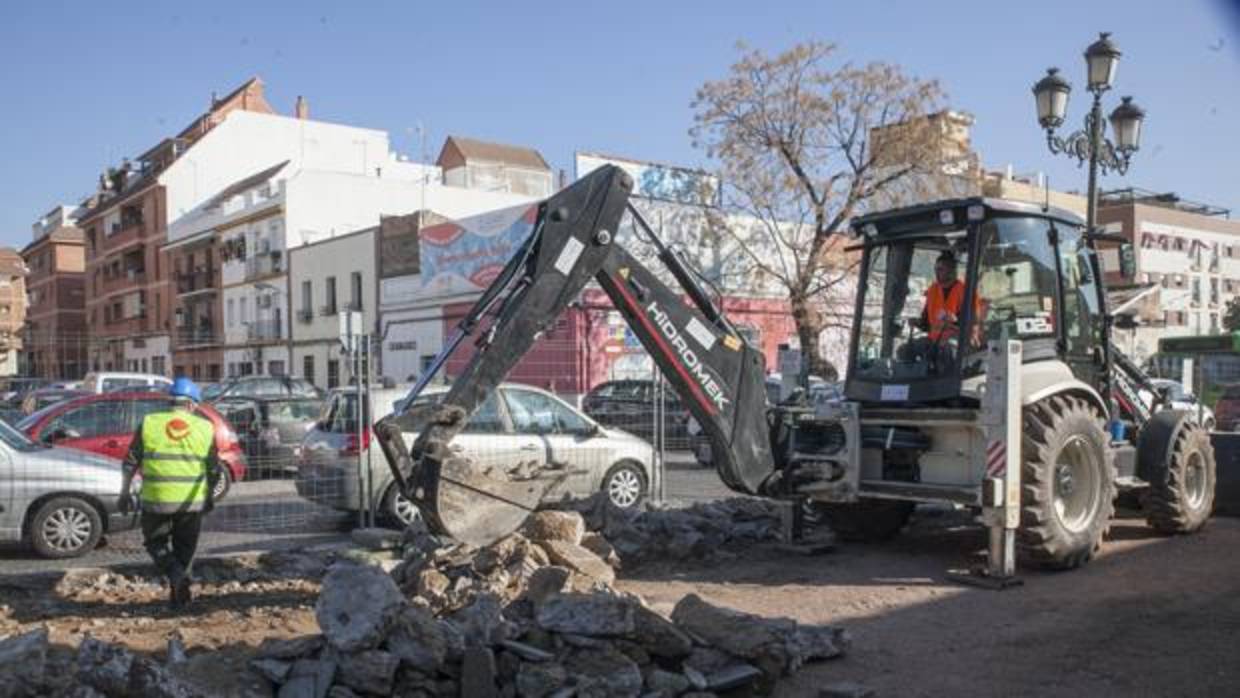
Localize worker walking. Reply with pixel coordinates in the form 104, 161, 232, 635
118, 377, 219, 609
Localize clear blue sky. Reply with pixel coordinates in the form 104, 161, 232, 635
2, 0, 1238, 247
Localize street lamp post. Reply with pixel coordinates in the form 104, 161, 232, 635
1032, 32, 1147, 422
1032, 32, 1146, 236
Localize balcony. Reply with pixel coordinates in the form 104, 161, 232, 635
297, 309, 314, 324
99, 267, 147, 293
247, 319, 284, 343
177, 323, 217, 347
319, 304, 337, 317
176, 269, 217, 295
245, 252, 284, 281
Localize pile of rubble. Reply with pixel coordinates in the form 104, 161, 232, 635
558, 495, 793, 565
0, 627, 205, 698
253, 509, 847, 697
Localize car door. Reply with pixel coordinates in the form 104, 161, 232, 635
501, 387, 603, 501
43, 401, 132, 460
0, 444, 12, 537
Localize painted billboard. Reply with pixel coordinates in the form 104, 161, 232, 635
574, 152, 720, 207
418, 203, 539, 299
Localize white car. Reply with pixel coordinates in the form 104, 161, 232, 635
80, 372, 173, 394
296, 383, 656, 527
1148, 379, 1216, 431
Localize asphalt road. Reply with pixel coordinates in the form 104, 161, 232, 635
0, 450, 729, 574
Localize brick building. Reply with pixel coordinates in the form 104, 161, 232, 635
22, 205, 87, 379
78, 78, 276, 375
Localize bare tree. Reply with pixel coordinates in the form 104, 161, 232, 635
691, 41, 953, 381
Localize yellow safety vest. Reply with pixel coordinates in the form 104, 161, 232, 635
139, 410, 214, 514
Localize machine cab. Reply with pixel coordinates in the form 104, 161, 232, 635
846, 198, 1104, 406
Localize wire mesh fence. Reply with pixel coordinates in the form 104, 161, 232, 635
0, 342, 732, 572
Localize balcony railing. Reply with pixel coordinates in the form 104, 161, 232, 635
177, 324, 217, 347
319, 304, 337, 317
297, 309, 314, 324
176, 269, 217, 295
245, 253, 284, 281
100, 267, 146, 292
247, 319, 284, 343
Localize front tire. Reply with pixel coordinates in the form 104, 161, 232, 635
212, 466, 233, 501
603, 461, 647, 509
814, 499, 914, 542
1019, 396, 1116, 569
29, 496, 104, 559
1143, 421, 1215, 533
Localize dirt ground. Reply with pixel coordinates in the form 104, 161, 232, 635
2, 510, 1237, 697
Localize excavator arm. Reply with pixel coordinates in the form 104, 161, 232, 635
374, 165, 776, 544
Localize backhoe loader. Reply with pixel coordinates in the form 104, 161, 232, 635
375, 165, 1216, 572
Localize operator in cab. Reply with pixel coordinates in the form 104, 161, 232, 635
916, 251, 964, 341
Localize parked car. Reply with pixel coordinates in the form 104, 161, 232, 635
18, 392, 247, 500
297, 383, 655, 527
581, 379, 693, 449
79, 372, 172, 394
0, 406, 24, 426
209, 376, 324, 401
215, 396, 324, 477
692, 375, 842, 468
0, 378, 51, 406
1213, 384, 1240, 433
0, 419, 139, 558
1146, 379, 1216, 431
21, 388, 90, 416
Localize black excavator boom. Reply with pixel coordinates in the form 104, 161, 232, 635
374, 165, 776, 544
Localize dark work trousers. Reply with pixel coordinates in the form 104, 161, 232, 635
140, 511, 204, 584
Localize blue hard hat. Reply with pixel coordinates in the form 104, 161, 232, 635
169, 377, 202, 402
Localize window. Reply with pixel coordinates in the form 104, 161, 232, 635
971, 216, 1061, 359
407, 392, 506, 434
46, 402, 129, 440
324, 277, 337, 315
503, 388, 590, 435
303, 355, 315, 384
241, 297, 250, 324
250, 378, 286, 396
151, 357, 166, 376
301, 280, 312, 316
268, 360, 286, 376
350, 271, 363, 311
327, 359, 340, 388
129, 398, 175, 432
1057, 225, 1102, 359
227, 298, 235, 326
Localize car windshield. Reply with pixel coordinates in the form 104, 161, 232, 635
17, 403, 64, 432
853, 234, 971, 382
268, 400, 323, 423
0, 418, 42, 451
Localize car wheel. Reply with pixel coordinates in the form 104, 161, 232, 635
382, 483, 424, 529
212, 466, 233, 501
603, 461, 646, 509
29, 496, 103, 559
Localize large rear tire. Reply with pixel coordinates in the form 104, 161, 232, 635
815, 499, 914, 542
1019, 395, 1116, 570
1143, 421, 1215, 533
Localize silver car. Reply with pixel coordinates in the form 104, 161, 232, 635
0, 420, 139, 558
296, 383, 656, 526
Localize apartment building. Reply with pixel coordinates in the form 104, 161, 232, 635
22, 205, 87, 379
1096, 188, 1240, 360
288, 228, 378, 389
78, 78, 277, 375
0, 249, 27, 377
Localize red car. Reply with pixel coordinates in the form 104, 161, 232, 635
18, 391, 247, 500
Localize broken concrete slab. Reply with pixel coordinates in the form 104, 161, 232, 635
384, 606, 446, 673
350, 527, 404, 551
536, 593, 636, 636
335, 649, 399, 695
538, 540, 615, 585
249, 658, 293, 684
523, 511, 586, 545
315, 563, 407, 652
0, 627, 49, 696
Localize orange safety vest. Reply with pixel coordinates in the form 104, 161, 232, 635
925, 280, 964, 341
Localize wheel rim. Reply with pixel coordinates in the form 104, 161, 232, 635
1053, 435, 1101, 534
42, 507, 92, 552
1184, 450, 1207, 510
391, 491, 422, 525
608, 468, 642, 508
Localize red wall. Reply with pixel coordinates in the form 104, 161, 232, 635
442, 291, 795, 396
